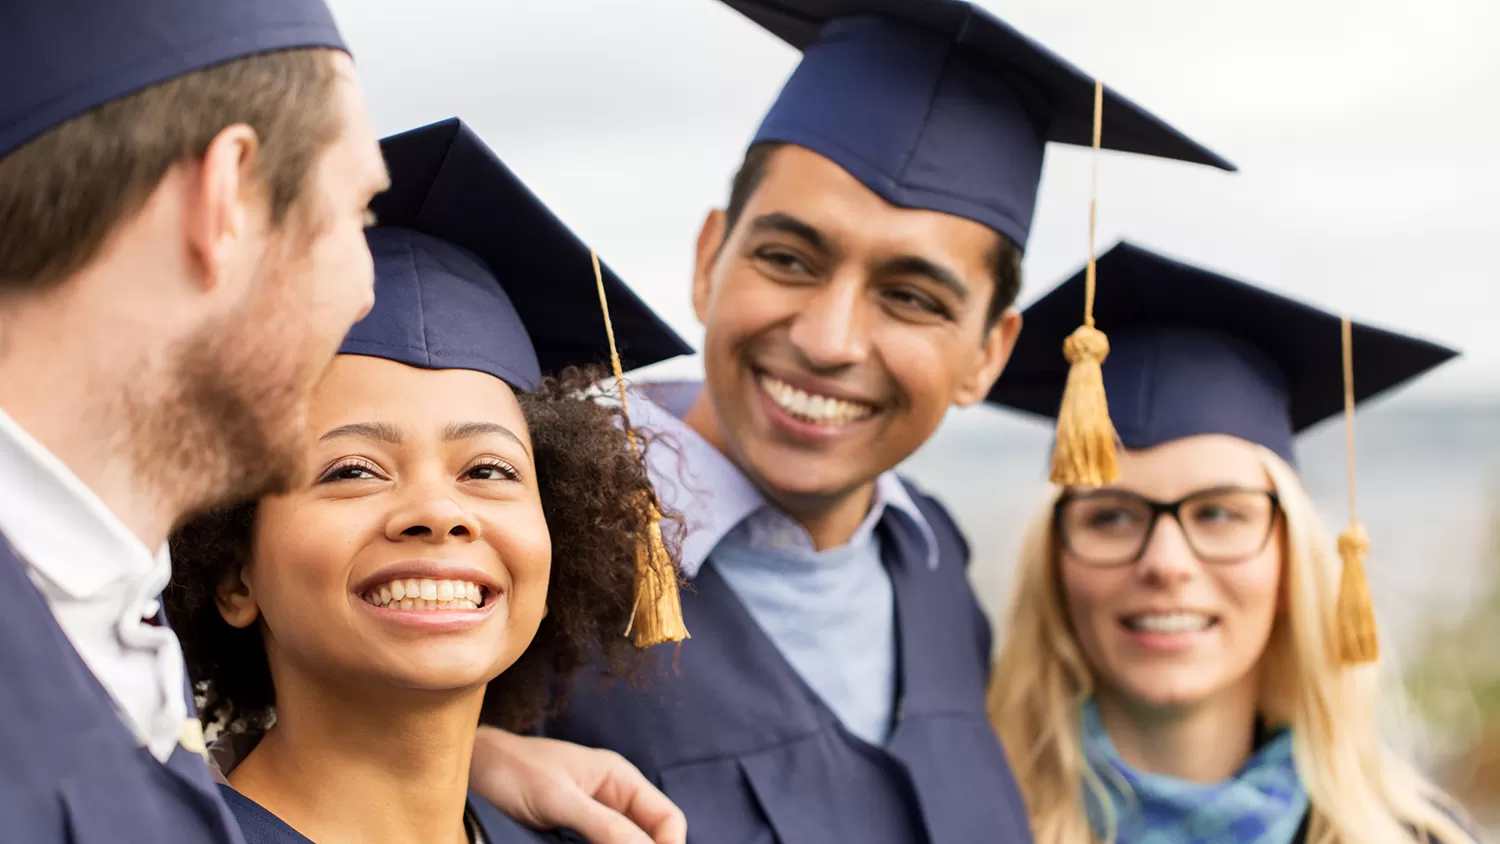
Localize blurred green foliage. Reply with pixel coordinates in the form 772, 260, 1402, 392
1402, 483, 1500, 827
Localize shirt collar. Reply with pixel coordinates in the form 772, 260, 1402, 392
633, 381, 939, 579
0, 407, 167, 600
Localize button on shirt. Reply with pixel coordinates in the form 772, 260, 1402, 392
0, 408, 187, 762
634, 383, 938, 746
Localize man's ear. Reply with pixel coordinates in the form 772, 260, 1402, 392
692, 209, 729, 326
184, 123, 264, 295
215, 565, 261, 629
953, 307, 1023, 407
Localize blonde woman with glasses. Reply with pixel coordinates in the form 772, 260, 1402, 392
985, 242, 1482, 844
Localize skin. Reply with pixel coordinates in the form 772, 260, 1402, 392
219, 355, 552, 844
683, 145, 1022, 549
0, 51, 388, 549
1059, 435, 1285, 782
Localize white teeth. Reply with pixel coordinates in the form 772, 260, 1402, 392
758, 375, 876, 426
1125, 612, 1213, 633
363, 578, 486, 611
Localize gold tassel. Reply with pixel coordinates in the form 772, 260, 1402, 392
592, 250, 689, 647
625, 491, 690, 647
1049, 81, 1120, 488
1336, 523, 1377, 663
1334, 314, 1378, 663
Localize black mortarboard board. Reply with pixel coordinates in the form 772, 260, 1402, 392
716, 0, 1236, 250
1, 0, 345, 160
987, 241, 1459, 466
339, 118, 692, 391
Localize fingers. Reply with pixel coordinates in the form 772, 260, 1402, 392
548, 798, 657, 844
588, 756, 687, 844
466, 729, 686, 844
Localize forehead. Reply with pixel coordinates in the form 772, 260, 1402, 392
1113, 435, 1272, 498
310, 355, 529, 446
745, 146, 1000, 273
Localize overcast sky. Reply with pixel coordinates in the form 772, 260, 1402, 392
328, 0, 1499, 402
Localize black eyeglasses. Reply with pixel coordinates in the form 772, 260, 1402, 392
1053, 486, 1282, 567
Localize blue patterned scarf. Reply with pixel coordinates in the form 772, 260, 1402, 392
1081, 699, 1309, 844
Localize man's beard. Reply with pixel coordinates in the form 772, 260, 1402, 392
131, 258, 328, 527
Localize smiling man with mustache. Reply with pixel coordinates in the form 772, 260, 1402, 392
500, 2, 1237, 842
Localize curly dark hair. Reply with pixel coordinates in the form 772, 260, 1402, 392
165, 366, 677, 736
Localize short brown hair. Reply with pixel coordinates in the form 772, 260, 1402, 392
0, 48, 343, 293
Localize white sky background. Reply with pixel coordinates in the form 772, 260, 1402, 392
329, 0, 1500, 402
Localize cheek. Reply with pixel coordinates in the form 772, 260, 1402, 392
705, 267, 805, 350
295, 218, 375, 328
1222, 552, 1284, 632
250, 502, 361, 627
875, 327, 967, 415
484, 504, 553, 612
1060, 562, 1122, 639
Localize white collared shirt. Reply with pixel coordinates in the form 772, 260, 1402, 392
0, 408, 187, 762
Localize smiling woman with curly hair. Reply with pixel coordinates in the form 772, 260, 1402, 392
163, 118, 691, 844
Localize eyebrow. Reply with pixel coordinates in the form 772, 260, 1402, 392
319, 420, 530, 457
749, 212, 834, 256
442, 421, 530, 456
320, 421, 402, 444
878, 255, 970, 303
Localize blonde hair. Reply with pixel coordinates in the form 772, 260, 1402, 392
987, 445, 1479, 844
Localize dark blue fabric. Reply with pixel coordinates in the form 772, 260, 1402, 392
221, 785, 571, 844
0, 0, 345, 159
342, 118, 692, 389
544, 483, 1032, 844
0, 534, 246, 844
718, 1, 1235, 249
987, 241, 1460, 465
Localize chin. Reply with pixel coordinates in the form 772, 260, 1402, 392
1113, 671, 1224, 711
377, 645, 520, 693
751, 457, 863, 501
383, 662, 509, 694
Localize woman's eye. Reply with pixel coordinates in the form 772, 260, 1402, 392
465, 460, 520, 482
1085, 508, 1139, 530
1192, 505, 1242, 524
317, 459, 384, 484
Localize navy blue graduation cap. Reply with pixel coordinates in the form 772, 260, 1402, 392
1, 0, 345, 160
715, 0, 1236, 250
987, 241, 1459, 466
340, 118, 692, 392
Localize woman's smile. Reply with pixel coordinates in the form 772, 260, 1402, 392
353, 565, 507, 634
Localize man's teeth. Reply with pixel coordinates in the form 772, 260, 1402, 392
1124, 612, 1214, 633
363, 578, 485, 611
759, 375, 876, 425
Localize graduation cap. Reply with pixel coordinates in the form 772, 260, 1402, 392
989, 241, 1458, 665
341, 117, 692, 647
986, 241, 1458, 465
343, 117, 693, 391
715, 0, 1236, 251
1, 0, 345, 160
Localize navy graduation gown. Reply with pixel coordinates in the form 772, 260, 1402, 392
0, 535, 245, 844
545, 483, 1033, 844
221, 785, 576, 843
